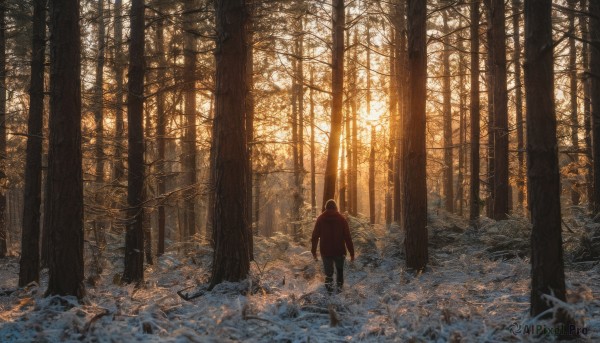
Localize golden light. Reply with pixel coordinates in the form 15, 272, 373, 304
361, 100, 387, 124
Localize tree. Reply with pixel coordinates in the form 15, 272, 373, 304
349, 29, 359, 216
469, 0, 481, 222
489, 0, 509, 220
457, 20, 467, 216
568, 0, 580, 206
0, 0, 6, 258
512, 0, 525, 210
247, 0, 256, 251
122, 0, 145, 284
182, 0, 198, 240
321, 0, 345, 209
19, 0, 46, 286
45, 0, 85, 298
113, 0, 125, 181
442, 10, 453, 213
386, 27, 397, 227
210, 0, 251, 287
581, 0, 592, 210
393, 0, 407, 223
589, 0, 600, 213
403, 0, 428, 271
369, 125, 375, 225
94, 0, 106, 189
309, 67, 317, 216
524, 0, 567, 317
155, 2, 167, 256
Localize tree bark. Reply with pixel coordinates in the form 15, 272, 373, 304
484, 0, 494, 217
210, 0, 251, 287
591, 0, 600, 214
386, 29, 396, 227
569, 0, 580, 206
19, 0, 46, 285
490, 0, 509, 219
524, 0, 567, 317
393, 1, 407, 224
347, 29, 358, 216
469, 0, 481, 223
94, 0, 105, 186
350, 29, 358, 216
321, 0, 345, 210
155, 3, 166, 256
246, 0, 255, 256
310, 68, 316, 217
113, 0, 125, 182
403, 0, 428, 271
182, 0, 197, 239
45, 0, 85, 298
369, 126, 375, 225
122, 0, 145, 284
581, 0, 592, 211
513, 0, 525, 210
457, 23, 466, 217
442, 11, 453, 213
0, 0, 6, 258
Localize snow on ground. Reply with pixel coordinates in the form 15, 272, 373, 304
1, 213, 599, 342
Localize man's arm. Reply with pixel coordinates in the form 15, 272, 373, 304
343, 219, 355, 261
311, 220, 320, 260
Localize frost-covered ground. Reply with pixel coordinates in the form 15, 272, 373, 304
1, 213, 599, 342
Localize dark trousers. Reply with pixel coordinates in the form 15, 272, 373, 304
322, 256, 345, 292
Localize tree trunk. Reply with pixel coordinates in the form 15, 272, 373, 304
182, 0, 197, 239
490, 0, 509, 219
291, 13, 303, 237
206, 93, 215, 244
310, 68, 316, 217
369, 126, 375, 225
442, 11, 453, 213
569, 0, 580, 206
321, 0, 345, 210
513, 0, 525, 210
94, 0, 105, 186
457, 23, 466, 217
581, 0, 592, 210
339, 137, 346, 212
350, 29, 358, 215
19, 0, 46, 285
247, 0, 255, 249
344, 30, 351, 214
143, 110, 152, 265
291, 56, 300, 234
403, 0, 428, 271
45, 0, 85, 298
155, 3, 166, 257
484, 0, 494, 217
122, 0, 145, 284
386, 29, 396, 228
591, 0, 600, 214
469, 0, 481, 223
113, 0, 125, 182
210, 0, 251, 287
524, 0, 567, 318
0, 0, 6, 258
296, 12, 305, 210
254, 173, 260, 228
393, 0, 407, 224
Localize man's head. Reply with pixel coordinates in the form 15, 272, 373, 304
325, 199, 337, 210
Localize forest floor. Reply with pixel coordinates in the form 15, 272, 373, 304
1, 211, 599, 342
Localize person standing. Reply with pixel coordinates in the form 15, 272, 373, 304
311, 199, 355, 293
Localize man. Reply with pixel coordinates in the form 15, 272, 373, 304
311, 199, 355, 293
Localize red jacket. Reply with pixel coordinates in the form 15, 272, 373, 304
311, 209, 354, 258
